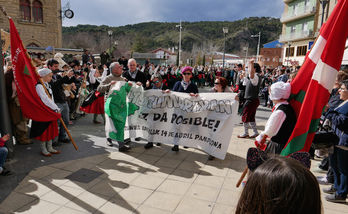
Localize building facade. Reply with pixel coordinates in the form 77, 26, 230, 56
0, 0, 63, 52
258, 47, 283, 68
279, 0, 320, 66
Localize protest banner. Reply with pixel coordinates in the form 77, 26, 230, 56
105, 82, 239, 159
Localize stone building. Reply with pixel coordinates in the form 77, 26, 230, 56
0, 0, 63, 48
0, 0, 82, 58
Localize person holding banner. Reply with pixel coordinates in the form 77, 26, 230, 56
30, 68, 61, 157
97, 62, 131, 151
254, 81, 296, 154
144, 73, 169, 149
170, 66, 199, 152
208, 77, 233, 160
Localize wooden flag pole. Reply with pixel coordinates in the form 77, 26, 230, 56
1, 5, 78, 150
236, 134, 267, 187
23, 50, 78, 150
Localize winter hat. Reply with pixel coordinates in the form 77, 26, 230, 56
181, 66, 193, 75
38, 68, 52, 77
270, 81, 291, 100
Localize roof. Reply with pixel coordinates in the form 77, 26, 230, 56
151, 48, 175, 54
263, 40, 283, 48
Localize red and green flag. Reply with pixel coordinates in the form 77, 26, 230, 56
281, 0, 348, 156
10, 18, 60, 122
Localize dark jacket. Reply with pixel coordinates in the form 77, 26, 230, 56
49, 74, 76, 103
122, 70, 147, 88
172, 81, 199, 94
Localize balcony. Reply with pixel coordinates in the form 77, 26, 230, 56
280, 4, 317, 23
279, 29, 314, 42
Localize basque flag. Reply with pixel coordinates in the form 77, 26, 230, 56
10, 18, 60, 122
281, 0, 348, 156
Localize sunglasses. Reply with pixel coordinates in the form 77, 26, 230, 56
154, 80, 160, 84
214, 82, 220, 85
183, 73, 191, 75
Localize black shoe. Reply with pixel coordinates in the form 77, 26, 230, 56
58, 138, 71, 143
208, 155, 215, 161
106, 138, 113, 147
183, 146, 188, 149
172, 145, 179, 152
325, 193, 346, 203
124, 138, 131, 144
144, 142, 153, 149
322, 185, 338, 194
156, 143, 161, 146
135, 137, 141, 141
52, 141, 61, 146
0, 167, 12, 176
119, 146, 131, 152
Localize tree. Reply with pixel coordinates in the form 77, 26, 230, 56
196, 52, 202, 65
202, 54, 206, 66
176, 53, 179, 66
133, 37, 146, 53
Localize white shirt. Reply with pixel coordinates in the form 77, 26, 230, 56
89, 68, 107, 84
36, 82, 60, 112
256, 100, 288, 142
242, 73, 259, 86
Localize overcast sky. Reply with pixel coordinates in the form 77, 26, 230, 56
61, 0, 284, 27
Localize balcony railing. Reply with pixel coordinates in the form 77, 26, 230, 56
133, 53, 157, 58
279, 29, 314, 42
280, 4, 317, 22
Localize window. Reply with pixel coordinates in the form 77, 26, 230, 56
20, 0, 31, 21
297, 45, 308, 56
285, 47, 295, 57
27, 43, 39, 47
33, 1, 43, 23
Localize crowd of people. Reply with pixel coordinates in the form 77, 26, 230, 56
1, 49, 347, 206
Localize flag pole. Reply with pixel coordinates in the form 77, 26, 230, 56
1, 6, 77, 150
236, 134, 267, 187
22, 50, 78, 150
0, 7, 15, 159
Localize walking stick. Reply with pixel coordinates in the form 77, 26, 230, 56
236, 134, 267, 187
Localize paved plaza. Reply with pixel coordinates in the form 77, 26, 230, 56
0, 91, 347, 213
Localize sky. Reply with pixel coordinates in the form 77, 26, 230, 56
60, 0, 284, 27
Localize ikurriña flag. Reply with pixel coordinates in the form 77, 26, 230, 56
281, 0, 348, 156
10, 18, 60, 122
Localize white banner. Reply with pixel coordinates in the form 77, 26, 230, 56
106, 82, 239, 160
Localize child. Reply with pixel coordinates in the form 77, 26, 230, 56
236, 151, 322, 214
255, 81, 296, 154
76, 81, 89, 116
30, 68, 61, 157
0, 133, 11, 175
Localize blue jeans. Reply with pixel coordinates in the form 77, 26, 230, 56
330, 146, 348, 199
56, 102, 69, 140
0, 147, 8, 168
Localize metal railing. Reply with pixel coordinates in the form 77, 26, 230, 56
279, 29, 314, 42
280, 4, 316, 22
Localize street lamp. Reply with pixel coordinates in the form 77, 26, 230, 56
251, 31, 261, 63
287, 40, 293, 67
244, 46, 248, 65
176, 20, 182, 66
319, 0, 330, 27
108, 30, 113, 60
222, 27, 228, 69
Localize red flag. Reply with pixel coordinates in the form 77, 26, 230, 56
281, 0, 348, 156
10, 19, 60, 122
